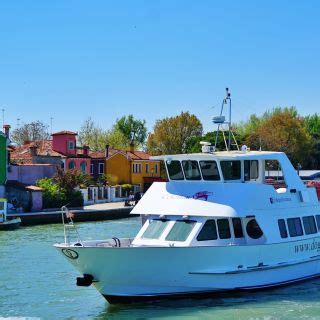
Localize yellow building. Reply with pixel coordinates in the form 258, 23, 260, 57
105, 148, 162, 192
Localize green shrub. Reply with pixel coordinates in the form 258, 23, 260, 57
37, 178, 83, 209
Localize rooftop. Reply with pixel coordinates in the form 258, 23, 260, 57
151, 150, 284, 161
51, 130, 77, 136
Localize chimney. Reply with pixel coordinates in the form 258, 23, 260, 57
29, 145, 38, 156
83, 145, 89, 156
129, 142, 135, 153
3, 125, 10, 139
105, 144, 109, 158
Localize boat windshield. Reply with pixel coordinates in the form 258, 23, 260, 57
182, 160, 201, 180
167, 161, 184, 180
199, 161, 220, 181
220, 160, 241, 180
165, 220, 196, 242
142, 219, 170, 239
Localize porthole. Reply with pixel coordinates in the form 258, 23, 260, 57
246, 219, 263, 239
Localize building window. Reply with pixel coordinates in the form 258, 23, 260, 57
68, 161, 75, 169
146, 164, 149, 173
197, 220, 218, 241
278, 219, 288, 238
217, 219, 231, 239
99, 163, 104, 174
246, 219, 263, 239
132, 163, 141, 173
80, 162, 87, 173
302, 216, 317, 235
90, 164, 94, 174
155, 164, 158, 174
287, 218, 303, 237
68, 141, 75, 150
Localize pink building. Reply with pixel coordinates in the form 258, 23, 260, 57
51, 131, 91, 174
10, 131, 91, 174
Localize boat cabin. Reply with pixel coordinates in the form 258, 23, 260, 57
131, 151, 320, 248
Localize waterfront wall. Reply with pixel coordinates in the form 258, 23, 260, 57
8, 164, 57, 185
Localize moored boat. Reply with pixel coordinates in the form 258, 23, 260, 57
0, 199, 21, 230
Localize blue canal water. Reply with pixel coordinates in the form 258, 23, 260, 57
1, 217, 320, 319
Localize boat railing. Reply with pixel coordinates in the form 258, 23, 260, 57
61, 206, 82, 245
77, 238, 134, 248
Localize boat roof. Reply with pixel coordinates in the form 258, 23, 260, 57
151, 150, 284, 161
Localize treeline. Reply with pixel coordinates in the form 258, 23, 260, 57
11, 107, 320, 169
146, 107, 320, 169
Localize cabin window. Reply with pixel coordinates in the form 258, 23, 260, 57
142, 219, 170, 239
232, 218, 244, 238
278, 219, 288, 238
302, 216, 317, 235
182, 160, 201, 180
244, 160, 259, 181
197, 220, 218, 241
199, 161, 220, 181
167, 160, 184, 180
220, 161, 241, 180
0, 202, 4, 210
265, 160, 286, 189
246, 219, 263, 239
316, 215, 320, 231
217, 219, 231, 239
166, 220, 196, 241
287, 218, 303, 237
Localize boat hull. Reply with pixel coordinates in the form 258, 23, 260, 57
56, 237, 320, 303
0, 218, 21, 231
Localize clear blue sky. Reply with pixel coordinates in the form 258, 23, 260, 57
1, 0, 320, 134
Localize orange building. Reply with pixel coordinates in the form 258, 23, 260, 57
103, 146, 162, 192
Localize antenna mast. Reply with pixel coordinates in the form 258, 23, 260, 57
213, 88, 238, 152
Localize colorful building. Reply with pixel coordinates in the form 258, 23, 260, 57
104, 145, 162, 192
10, 131, 91, 174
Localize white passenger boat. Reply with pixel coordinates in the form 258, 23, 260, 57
54, 91, 320, 304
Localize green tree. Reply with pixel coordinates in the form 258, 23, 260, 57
11, 121, 50, 145
147, 112, 203, 155
114, 115, 147, 148
303, 113, 320, 169
37, 178, 67, 208
78, 118, 108, 151
105, 128, 129, 150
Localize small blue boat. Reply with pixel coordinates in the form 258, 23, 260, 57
0, 199, 21, 231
